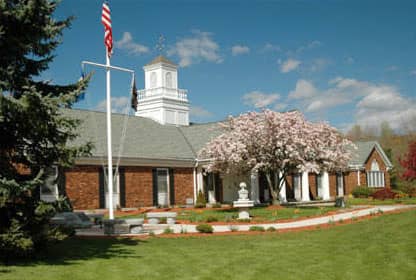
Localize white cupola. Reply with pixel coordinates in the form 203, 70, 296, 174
135, 56, 189, 126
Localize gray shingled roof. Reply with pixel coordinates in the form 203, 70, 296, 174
64, 109, 195, 160
178, 122, 225, 156
348, 141, 393, 167
65, 109, 391, 168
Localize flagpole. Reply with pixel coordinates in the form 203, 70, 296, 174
105, 51, 114, 220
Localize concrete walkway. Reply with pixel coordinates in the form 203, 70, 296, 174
76, 204, 415, 237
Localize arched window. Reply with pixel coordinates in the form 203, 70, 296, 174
367, 159, 384, 187
150, 72, 157, 88
371, 160, 380, 171
165, 72, 172, 88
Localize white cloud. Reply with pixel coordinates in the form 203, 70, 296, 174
242, 91, 280, 108
274, 103, 287, 111
167, 30, 222, 67
115, 32, 149, 55
231, 45, 250, 56
190, 105, 213, 118
307, 58, 330, 72
355, 87, 416, 130
305, 78, 373, 112
285, 40, 322, 56
306, 95, 350, 112
95, 97, 131, 114
279, 58, 301, 73
288, 77, 416, 130
262, 43, 281, 52
288, 79, 318, 99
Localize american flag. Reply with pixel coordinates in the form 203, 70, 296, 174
101, 2, 113, 56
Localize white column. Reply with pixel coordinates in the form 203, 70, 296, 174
357, 170, 360, 186
278, 171, 287, 203
294, 174, 301, 201
250, 170, 260, 204
301, 171, 310, 202
193, 167, 197, 203
208, 175, 216, 203
322, 171, 330, 200
197, 168, 204, 193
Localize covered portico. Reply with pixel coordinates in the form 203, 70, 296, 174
252, 170, 331, 203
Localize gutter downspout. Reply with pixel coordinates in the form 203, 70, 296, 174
193, 159, 199, 204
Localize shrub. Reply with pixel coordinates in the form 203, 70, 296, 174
205, 216, 218, 223
392, 189, 409, 199
224, 214, 234, 222
196, 224, 213, 233
249, 226, 265, 232
212, 202, 222, 208
266, 227, 276, 232
397, 183, 416, 197
163, 227, 174, 234
352, 186, 374, 198
159, 217, 167, 224
371, 188, 397, 200
195, 191, 206, 208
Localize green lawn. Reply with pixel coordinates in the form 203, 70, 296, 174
119, 206, 340, 223
346, 197, 416, 206
2, 210, 416, 280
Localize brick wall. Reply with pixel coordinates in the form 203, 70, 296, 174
308, 173, 317, 199
173, 168, 194, 205
65, 166, 100, 209
365, 148, 391, 188
344, 171, 357, 195
124, 166, 153, 208
66, 165, 195, 209
329, 173, 337, 197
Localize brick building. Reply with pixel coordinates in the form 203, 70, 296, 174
41, 56, 393, 209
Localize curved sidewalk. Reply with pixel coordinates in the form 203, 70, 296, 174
76, 205, 415, 237
153, 205, 416, 235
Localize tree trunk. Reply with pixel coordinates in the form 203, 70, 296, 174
265, 172, 278, 203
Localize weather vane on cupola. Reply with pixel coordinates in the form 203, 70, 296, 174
155, 34, 166, 56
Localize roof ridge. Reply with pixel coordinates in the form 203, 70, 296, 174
177, 126, 198, 158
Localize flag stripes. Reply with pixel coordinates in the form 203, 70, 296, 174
101, 2, 113, 56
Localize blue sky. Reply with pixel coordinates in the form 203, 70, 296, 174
47, 0, 416, 131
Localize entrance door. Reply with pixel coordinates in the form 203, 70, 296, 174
105, 168, 120, 209
157, 169, 169, 206
204, 173, 217, 203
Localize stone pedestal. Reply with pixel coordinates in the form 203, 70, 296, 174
233, 182, 254, 220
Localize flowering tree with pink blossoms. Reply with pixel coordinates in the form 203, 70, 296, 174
200, 110, 353, 203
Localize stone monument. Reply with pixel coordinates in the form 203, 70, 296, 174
233, 182, 254, 220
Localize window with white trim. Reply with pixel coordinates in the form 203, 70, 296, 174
41, 166, 59, 202
316, 173, 323, 198
293, 173, 301, 200
367, 160, 385, 187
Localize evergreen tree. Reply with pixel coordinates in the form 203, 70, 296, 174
0, 0, 91, 258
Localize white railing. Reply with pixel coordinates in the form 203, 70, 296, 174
137, 87, 188, 101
